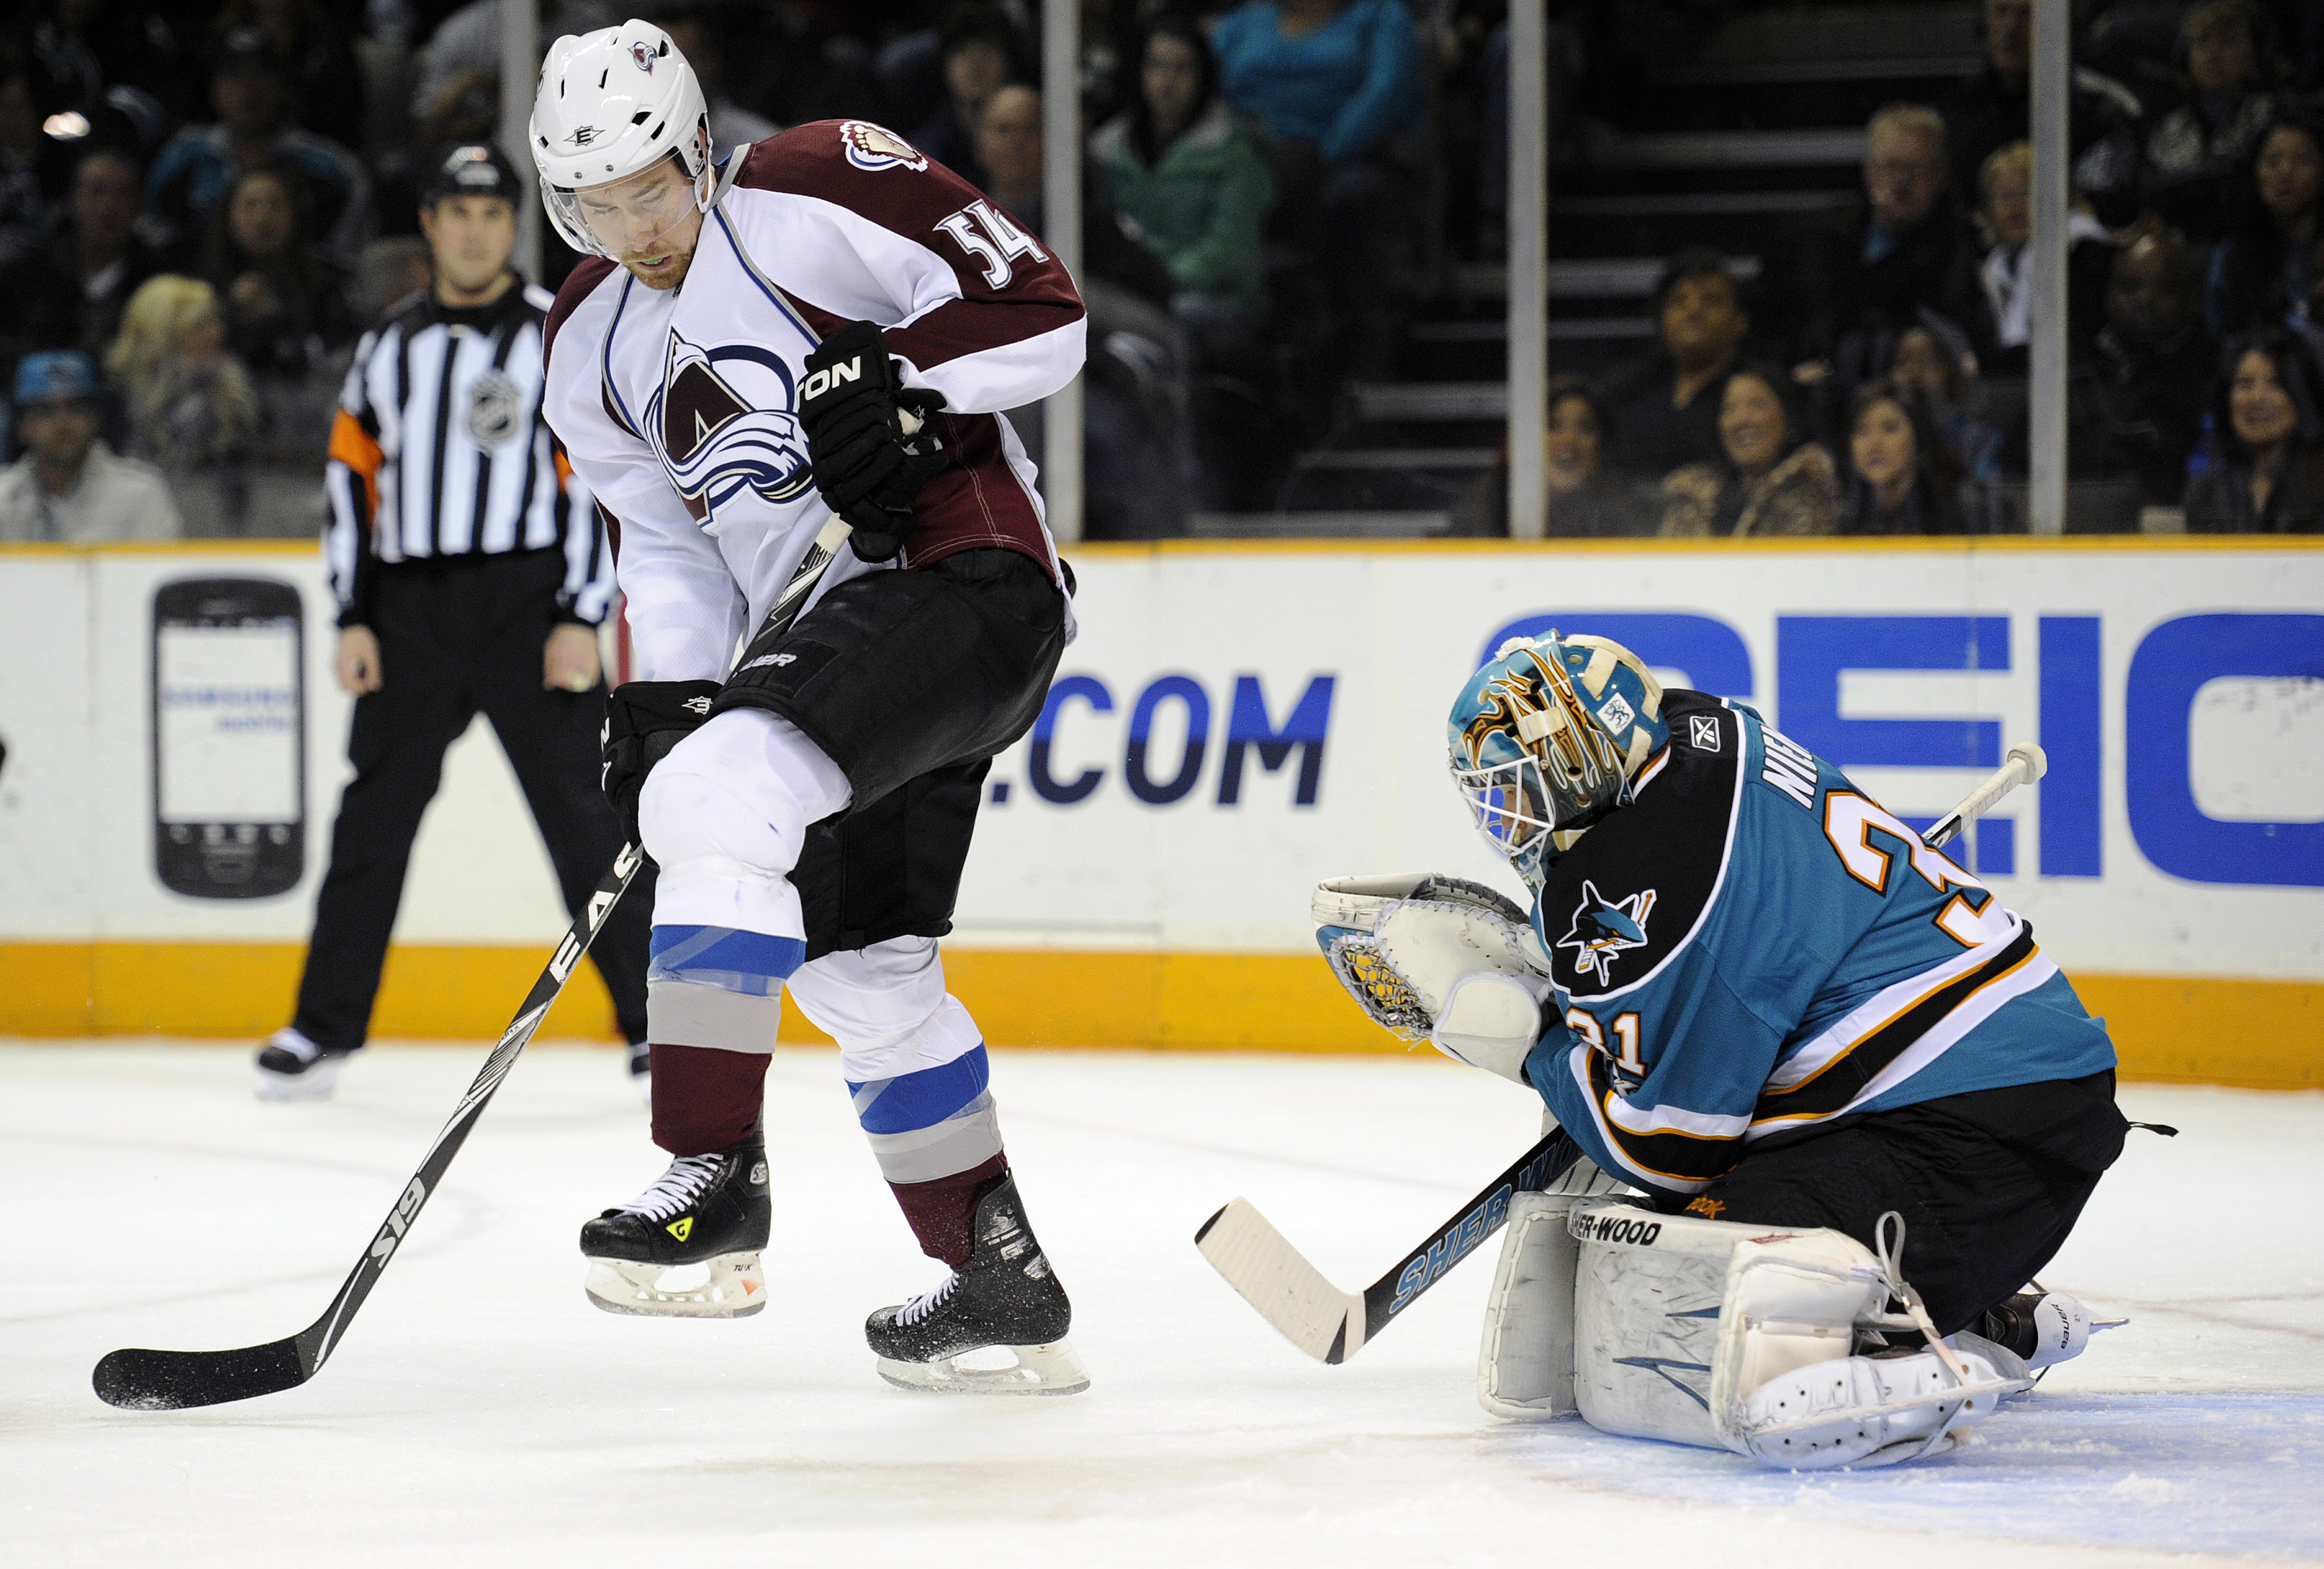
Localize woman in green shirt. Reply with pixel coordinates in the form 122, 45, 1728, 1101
1091, 17, 1276, 357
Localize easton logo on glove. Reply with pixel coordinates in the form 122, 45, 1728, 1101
798, 320, 948, 564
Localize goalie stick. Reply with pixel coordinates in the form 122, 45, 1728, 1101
94, 517, 859, 1411
1197, 742, 2050, 1365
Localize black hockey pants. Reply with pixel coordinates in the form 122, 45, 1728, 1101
292, 551, 651, 1051
1667, 1069, 2131, 1334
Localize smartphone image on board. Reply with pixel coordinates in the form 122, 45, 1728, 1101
152, 577, 305, 898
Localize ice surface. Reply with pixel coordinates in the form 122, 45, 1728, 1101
3, 1042, 2319, 1567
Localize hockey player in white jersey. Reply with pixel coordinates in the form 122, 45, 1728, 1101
531, 21, 1086, 1393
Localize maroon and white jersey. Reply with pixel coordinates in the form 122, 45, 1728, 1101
542, 119, 1085, 682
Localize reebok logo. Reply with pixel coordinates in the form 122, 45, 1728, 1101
1689, 715, 1720, 751
739, 652, 797, 672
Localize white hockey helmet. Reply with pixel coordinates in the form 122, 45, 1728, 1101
528, 19, 712, 257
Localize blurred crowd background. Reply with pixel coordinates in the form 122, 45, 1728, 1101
3, 0, 2323, 543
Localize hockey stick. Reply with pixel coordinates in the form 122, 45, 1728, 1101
93, 518, 860, 1411
1195, 1131, 1581, 1364
1196, 742, 2051, 1366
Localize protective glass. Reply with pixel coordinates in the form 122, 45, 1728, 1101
544, 156, 704, 262
1452, 754, 1555, 863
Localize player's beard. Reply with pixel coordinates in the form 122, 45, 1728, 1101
622, 243, 695, 291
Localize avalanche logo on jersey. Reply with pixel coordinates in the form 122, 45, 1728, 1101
841, 120, 929, 173
1556, 879, 1656, 985
649, 329, 815, 525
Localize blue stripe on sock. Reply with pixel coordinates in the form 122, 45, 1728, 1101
648, 924, 807, 996
846, 1045, 990, 1135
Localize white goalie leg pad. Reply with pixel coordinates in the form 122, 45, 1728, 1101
1567, 1199, 2033, 1468
1477, 1153, 1630, 1419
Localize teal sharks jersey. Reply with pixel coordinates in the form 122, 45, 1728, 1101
1522, 692, 2116, 1198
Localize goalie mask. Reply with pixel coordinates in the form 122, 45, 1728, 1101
1447, 631, 1668, 884
529, 20, 713, 259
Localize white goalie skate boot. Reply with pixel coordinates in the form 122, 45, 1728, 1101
254, 1028, 357, 1102
865, 1176, 1089, 1396
580, 1131, 769, 1318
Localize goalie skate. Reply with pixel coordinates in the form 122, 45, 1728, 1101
866, 1176, 1090, 1396
580, 1131, 769, 1319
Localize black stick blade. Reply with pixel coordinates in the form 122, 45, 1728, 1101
93, 1340, 307, 1410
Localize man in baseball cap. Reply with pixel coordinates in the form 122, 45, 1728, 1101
0, 351, 181, 542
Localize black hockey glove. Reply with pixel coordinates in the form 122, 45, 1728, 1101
798, 320, 949, 564
601, 679, 720, 848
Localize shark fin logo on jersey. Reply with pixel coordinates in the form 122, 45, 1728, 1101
841, 120, 929, 173
651, 329, 815, 524
1556, 879, 1656, 985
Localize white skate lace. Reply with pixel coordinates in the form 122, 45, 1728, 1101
893, 1271, 960, 1328
619, 1153, 722, 1222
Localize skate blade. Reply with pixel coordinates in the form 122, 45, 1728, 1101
584, 1252, 766, 1318
875, 1338, 1090, 1397
255, 1061, 341, 1102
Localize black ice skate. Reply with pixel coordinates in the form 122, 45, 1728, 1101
865, 1176, 1089, 1395
254, 1028, 358, 1102
581, 1131, 770, 1318
1973, 1289, 2121, 1370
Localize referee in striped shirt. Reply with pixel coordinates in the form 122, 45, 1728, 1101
256, 143, 652, 1101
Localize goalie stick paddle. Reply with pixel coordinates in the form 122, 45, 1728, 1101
93, 518, 862, 1411
1195, 1131, 1580, 1364
93, 843, 649, 1410
1196, 743, 2051, 1366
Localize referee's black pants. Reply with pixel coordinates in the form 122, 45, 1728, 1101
292, 550, 651, 1052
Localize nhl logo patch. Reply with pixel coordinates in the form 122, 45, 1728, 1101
465, 371, 524, 449
840, 119, 929, 173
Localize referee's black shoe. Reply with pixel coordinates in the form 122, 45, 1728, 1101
254, 1028, 359, 1102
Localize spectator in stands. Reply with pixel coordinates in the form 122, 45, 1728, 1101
0, 63, 69, 271
0, 146, 166, 381
1658, 364, 1839, 538
1601, 250, 1752, 479
204, 163, 354, 458
1936, 0, 2146, 225
352, 234, 433, 325
1968, 140, 2112, 376
912, 4, 1026, 188
1456, 374, 1655, 537
210, 0, 366, 155
1793, 105, 1980, 370
647, 4, 781, 152
205, 164, 355, 381
1835, 378, 2010, 534
2079, 231, 2214, 505
0, 351, 179, 542
2142, 0, 2287, 242
981, 84, 1177, 309
2183, 327, 2324, 530
1889, 318, 2004, 482
1213, 0, 1423, 378
146, 26, 373, 270
26, 0, 198, 125
1091, 15, 1276, 360
2207, 109, 2324, 335
107, 274, 261, 535
978, 83, 1192, 538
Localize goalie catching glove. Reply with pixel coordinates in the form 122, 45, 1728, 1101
1314, 873, 1554, 1083
799, 321, 949, 563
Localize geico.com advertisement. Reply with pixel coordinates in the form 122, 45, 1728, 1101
0, 540, 2316, 1078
